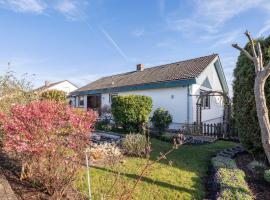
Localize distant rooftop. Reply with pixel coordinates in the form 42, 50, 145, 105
35, 80, 78, 92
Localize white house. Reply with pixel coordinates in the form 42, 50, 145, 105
36, 80, 78, 94
70, 54, 228, 129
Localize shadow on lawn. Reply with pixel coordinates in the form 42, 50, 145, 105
92, 166, 195, 194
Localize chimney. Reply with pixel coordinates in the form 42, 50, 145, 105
45, 81, 50, 86
136, 64, 144, 72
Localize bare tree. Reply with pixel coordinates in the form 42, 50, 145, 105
232, 31, 270, 163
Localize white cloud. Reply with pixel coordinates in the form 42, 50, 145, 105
0, 0, 89, 20
200, 30, 240, 48
257, 19, 270, 38
166, 0, 268, 35
0, 0, 46, 14
55, 0, 87, 21
194, 0, 264, 26
166, 18, 216, 35
131, 28, 144, 37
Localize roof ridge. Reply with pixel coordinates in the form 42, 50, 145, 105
146, 53, 218, 69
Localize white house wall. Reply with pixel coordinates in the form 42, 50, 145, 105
191, 57, 224, 124
101, 87, 189, 128
46, 81, 78, 94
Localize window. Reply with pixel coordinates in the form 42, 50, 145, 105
79, 96, 84, 107
200, 90, 210, 109
109, 93, 118, 103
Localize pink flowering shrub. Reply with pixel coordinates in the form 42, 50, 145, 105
0, 100, 97, 198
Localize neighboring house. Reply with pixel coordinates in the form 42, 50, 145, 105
70, 54, 228, 129
35, 80, 78, 94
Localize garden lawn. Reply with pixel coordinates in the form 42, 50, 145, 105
76, 139, 237, 200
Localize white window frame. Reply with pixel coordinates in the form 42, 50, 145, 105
79, 96, 84, 107
109, 93, 118, 103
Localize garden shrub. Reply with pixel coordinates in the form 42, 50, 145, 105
95, 106, 113, 131
247, 160, 267, 176
95, 119, 113, 132
212, 155, 253, 200
233, 36, 270, 155
211, 156, 237, 170
0, 71, 37, 146
40, 89, 66, 102
159, 132, 175, 143
151, 108, 172, 134
217, 168, 253, 200
0, 100, 97, 199
111, 95, 152, 133
122, 134, 147, 157
264, 169, 270, 183
100, 105, 112, 124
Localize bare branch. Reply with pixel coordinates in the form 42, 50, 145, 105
232, 43, 254, 60
257, 42, 263, 70
245, 30, 257, 58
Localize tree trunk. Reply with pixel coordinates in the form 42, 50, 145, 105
254, 71, 270, 163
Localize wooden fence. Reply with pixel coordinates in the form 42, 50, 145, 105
182, 123, 233, 138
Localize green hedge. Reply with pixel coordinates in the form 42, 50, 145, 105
40, 89, 66, 102
111, 95, 152, 133
211, 156, 237, 170
217, 168, 253, 200
212, 156, 253, 200
265, 169, 270, 183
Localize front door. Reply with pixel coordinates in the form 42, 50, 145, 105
87, 95, 101, 113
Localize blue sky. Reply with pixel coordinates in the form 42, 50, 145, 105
0, 0, 270, 94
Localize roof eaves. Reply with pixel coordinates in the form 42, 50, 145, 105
71, 78, 196, 96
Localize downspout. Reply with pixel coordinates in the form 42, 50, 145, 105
187, 86, 190, 124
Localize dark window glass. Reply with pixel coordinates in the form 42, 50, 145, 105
200, 90, 210, 109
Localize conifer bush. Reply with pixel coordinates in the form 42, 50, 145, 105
264, 169, 270, 183
151, 108, 172, 134
233, 36, 270, 154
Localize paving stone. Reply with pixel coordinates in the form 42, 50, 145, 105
223, 149, 235, 155
217, 152, 233, 158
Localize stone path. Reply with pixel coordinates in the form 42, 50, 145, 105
216, 146, 246, 158
0, 175, 17, 200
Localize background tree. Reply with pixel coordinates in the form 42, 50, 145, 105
0, 71, 37, 114
40, 89, 67, 102
233, 31, 270, 163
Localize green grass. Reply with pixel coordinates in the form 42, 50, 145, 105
76, 139, 237, 200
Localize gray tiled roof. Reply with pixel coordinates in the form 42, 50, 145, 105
76, 54, 217, 92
